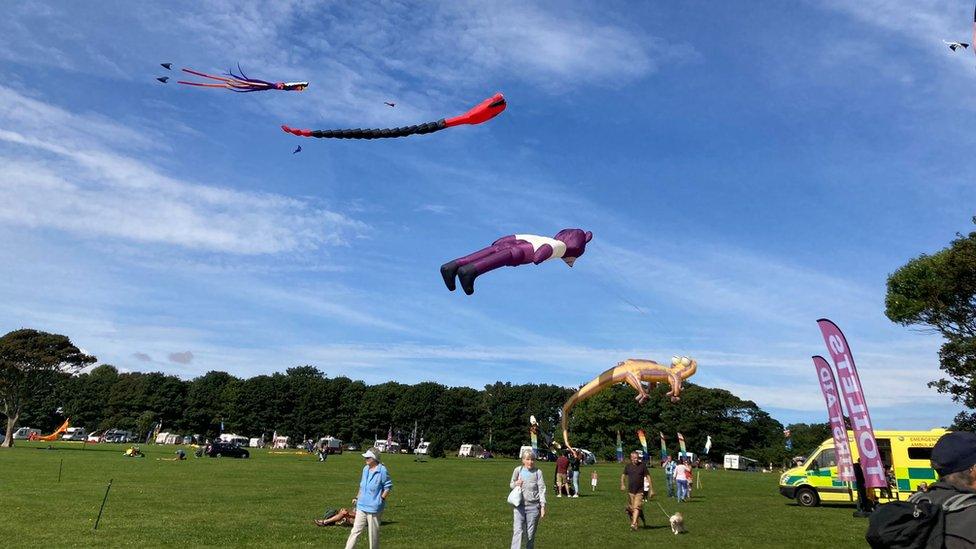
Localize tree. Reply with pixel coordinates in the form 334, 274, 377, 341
885, 220, 976, 429
0, 329, 95, 447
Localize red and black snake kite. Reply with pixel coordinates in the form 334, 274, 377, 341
281, 93, 506, 140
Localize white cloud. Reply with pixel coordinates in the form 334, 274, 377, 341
0, 85, 366, 254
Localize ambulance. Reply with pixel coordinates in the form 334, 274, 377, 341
778, 428, 947, 507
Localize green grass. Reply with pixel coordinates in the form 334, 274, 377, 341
1, 442, 867, 547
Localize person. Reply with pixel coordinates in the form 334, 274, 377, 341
316, 507, 357, 527
591, 470, 598, 492
685, 461, 693, 498
663, 456, 676, 498
916, 431, 976, 547
318, 441, 329, 462
344, 448, 392, 549
621, 451, 653, 531
175, 448, 186, 460
674, 459, 689, 502
880, 464, 895, 499
642, 475, 650, 501
569, 449, 582, 498
511, 449, 547, 549
554, 451, 570, 497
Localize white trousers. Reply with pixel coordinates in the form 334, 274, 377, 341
344, 510, 381, 549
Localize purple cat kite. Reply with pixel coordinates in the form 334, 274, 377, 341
440, 229, 593, 295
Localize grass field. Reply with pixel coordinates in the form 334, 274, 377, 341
1, 442, 868, 547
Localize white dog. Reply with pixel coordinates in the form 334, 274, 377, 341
669, 512, 686, 535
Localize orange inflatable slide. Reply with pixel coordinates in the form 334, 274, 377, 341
29, 419, 70, 441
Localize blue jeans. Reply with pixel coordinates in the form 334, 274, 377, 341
571, 471, 580, 495
665, 475, 675, 497
512, 502, 541, 549
676, 479, 689, 502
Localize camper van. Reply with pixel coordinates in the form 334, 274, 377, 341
724, 454, 758, 471
13, 427, 41, 440
375, 440, 401, 453
457, 443, 484, 457
779, 428, 947, 507
317, 437, 343, 454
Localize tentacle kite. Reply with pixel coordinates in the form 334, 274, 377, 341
561, 357, 697, 449
177, 65, 308, 93
281, 93, 506, 140
441, 228, 591, 295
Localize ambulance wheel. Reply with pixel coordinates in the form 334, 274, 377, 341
796, 487, 820, 507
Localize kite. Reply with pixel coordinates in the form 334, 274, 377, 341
293, 145, 302, 155
944, 40, 969, 51
177, 65, 308, 93
637, 429, 648, 458
29, 419, 70, 442
561, 357, 698, 449
281, 92, 506, 140
161, 63, 173, 70
156, 77, 169, 84
440, 228, 592, 295
384, 102, 396, 108
703, 435, 712, 455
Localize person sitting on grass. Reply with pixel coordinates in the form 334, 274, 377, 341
123, 446, 144, 458
315, 506, 357, 527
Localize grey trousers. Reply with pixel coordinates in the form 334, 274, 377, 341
512, 502, 541, 549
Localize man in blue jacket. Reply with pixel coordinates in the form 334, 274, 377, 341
345, 448, 393, 549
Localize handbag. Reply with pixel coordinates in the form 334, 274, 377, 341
507, 467, 524, 506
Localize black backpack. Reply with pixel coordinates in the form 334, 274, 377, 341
866, 492, 976, 549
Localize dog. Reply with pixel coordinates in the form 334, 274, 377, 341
669, 512, 686, 534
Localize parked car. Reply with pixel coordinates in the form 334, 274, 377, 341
345, 443, 359, 452
62, 427, 87, 441
12, 427, 40, 440
103, 429, 135, 443
204, 442, 250, 459
87, 430, 104, 442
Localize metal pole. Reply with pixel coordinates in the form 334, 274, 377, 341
58, 458, 63, 483
93, 479, 113, 530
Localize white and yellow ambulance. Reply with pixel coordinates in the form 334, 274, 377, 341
779, 429, 947, 507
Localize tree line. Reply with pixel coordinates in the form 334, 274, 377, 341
3, 339, 823, 462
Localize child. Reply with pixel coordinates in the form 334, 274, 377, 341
685, 464, 693, 498
591, 470, 598, 492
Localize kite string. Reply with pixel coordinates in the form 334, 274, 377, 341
573, 266, 692, 358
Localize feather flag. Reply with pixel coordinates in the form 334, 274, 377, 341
637, 429, 648, 459
616, 430, 624, 463
678, 432, 687, 459
703, 435, 712, 455
529, 415, 539, 456
659, 432, 668, 461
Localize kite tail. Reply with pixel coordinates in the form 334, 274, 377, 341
281, 120, 447, 139
561, 365, 619, 449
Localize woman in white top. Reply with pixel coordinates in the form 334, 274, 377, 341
510, 449, 547, 549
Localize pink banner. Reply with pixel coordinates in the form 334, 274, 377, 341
817, 319, 885, 488
812, 355, 855, 482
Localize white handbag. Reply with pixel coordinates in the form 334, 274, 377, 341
507, 467, 524, 506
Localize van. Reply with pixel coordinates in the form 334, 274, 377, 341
779, 428, 946, 507
62, 427, 87, 441
13, 427, 41, 440
458, 443, 484, 457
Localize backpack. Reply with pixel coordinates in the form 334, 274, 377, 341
866, 492, 976, 549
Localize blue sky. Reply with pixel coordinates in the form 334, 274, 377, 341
1, 1, 974, 430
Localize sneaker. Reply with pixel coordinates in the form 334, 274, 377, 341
573, 494, 579, 498
557, 494, 562, 498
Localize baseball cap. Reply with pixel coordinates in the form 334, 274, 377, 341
361, 448, 379, 460
931, 431, 976, 477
